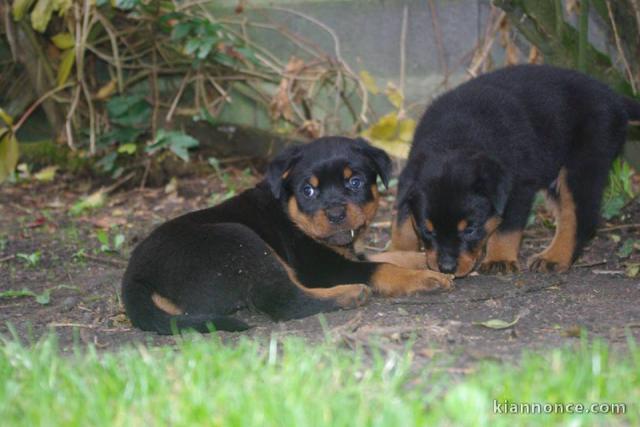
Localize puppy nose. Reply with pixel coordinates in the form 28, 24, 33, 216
438, 256, 457, 274
326, 206, 347, 224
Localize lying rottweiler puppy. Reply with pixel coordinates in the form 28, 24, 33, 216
122, 136, 452, 334
392, 64, 640, 277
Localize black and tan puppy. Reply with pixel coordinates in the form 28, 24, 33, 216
392, 64, 640, 277
122, 137, 452, 334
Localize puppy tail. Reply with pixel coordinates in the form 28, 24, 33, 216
122, 279, 250, 335
623, 96, 640, 121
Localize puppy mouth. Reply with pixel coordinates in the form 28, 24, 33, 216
322, 228, 360, 246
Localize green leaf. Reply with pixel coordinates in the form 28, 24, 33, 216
35, 290, 50, 305
30, 0, 54, 32
184, 38, 201, 56
96, 229, 109, 246
0, 289, 36, 299
12, 0, 36, 21
113, 234, 125, 250
34, 165, 58, 182
106, 95, 151, 127
117, 143, 137, 155
0, 108, 14, 126
359, 70, 379, 95
474, 316, 520, 330
171, 22, 192, 40
112, 0, 138, 10
146, 130, 199, 162
51, 32, 74, 49
0, 131, 19, 184
70, 190, 106, 216
57, 49, 75, 86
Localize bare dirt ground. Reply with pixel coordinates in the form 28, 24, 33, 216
1, 168, 639, 365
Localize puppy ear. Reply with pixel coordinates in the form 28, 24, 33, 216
355, 138, 391, 188
475, 155, 511, 216
266, 145, 302, 199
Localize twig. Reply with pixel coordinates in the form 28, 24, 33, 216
598, 223, 640, 232
605, 0, 637, 94
0, 254, 16, 263
83, 254, 127, 268
399, 5, 408, 113
428, 0, 449, 87
573, 260, 607, 268
468, 11, 505, 77
166, 71, 191, 123
13, 83, 74, 131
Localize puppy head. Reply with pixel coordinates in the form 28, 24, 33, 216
398, 151, 510, 277
266, 137, 391, 246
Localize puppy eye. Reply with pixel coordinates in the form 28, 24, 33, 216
461, 226, 477, 239
347, 176, 363, 190
302, 184, 316, 198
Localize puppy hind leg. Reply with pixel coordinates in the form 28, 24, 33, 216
249, 251, 371, 321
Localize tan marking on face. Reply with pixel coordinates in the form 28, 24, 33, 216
391, 216, 420, 251
343, 167, 353, 179
309, 175, 319, 187
367, 251, 426, 270
457, 219, 468, 232
287, 197, 333, 239
425, 219, 434, 233
451, 215, 502, 277
528, 168, 576, 271
369, 263, 453, 296
151, 293, 183, 316
483, 230, 523, 263
455, 250, 481, 277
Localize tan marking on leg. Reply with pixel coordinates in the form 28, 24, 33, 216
479, 230, 522, 274
151, 293, 183, 316
343, 167, 353, 179
390, 217, 420, 251
367, 251, 426, 270
528, 168, 576, 272
272, 247, 370, 308
370, 264, 453, 297
304, 284, 371, 308
425, 248, 438, 271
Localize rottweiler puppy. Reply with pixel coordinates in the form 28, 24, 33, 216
122, 137, 452, 334
392, 64, 640, 277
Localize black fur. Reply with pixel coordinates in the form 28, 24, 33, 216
397, 64, 638, 276
122, 137, 400, 334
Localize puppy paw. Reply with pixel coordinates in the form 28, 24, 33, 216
371, 264, 454, 296
334, 284, 372, 308
527, 255, 570, 273
421, 270, 455, 292
478, 260, 520, 275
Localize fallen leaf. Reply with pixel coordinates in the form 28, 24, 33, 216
34, 165, 58, 182
474, 316, 520, 330
70, 189, 106, 216
385, 82, 403, 109
626, 263, 640, 278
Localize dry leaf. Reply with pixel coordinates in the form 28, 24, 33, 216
359, 70, 379, 95
474, 316, 520, 330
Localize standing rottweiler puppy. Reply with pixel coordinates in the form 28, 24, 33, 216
122, 137, 452, 334
392, 64, 640, 277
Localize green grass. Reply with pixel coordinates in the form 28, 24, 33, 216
0, 333, 638, 426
